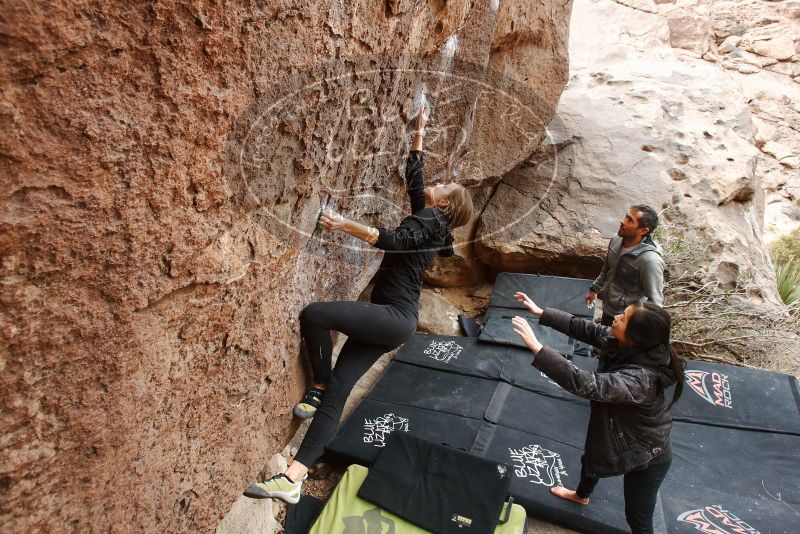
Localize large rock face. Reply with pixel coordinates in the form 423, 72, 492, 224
644, 0, 800, 243
0, 1, 571, 532
477, 0, 781, 302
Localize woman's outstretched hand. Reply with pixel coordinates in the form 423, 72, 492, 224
514, 292, 543, 317
318, 209, 347, 232
415, 103, 428, 130
512, 316, 543, 354
318, 208, 379, 245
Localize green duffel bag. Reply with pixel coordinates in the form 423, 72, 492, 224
309, 464, 527, 534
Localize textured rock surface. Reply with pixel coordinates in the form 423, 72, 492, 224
216, 454, 284, 534
477, 0, 780, 302
416, 288, 462, 335
0, 1, 571, 532
659, 0, 800, 243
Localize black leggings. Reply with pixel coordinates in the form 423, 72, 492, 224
576, 455, 672, 534
294, 301, 416, 468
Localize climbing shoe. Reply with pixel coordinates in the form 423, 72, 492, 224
243, 473, 306, 503
293, 387, 324, 419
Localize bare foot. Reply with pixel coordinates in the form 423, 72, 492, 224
550, 486, 589, 505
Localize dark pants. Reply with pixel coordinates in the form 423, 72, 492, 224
294, 301, 416, 467
601, 311, 615, 327
576, 455, 672, 534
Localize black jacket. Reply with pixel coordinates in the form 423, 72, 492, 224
370, 151, 452, 318
532, 308, 676, 477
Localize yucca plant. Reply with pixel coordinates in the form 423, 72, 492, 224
774, 257, 800, 305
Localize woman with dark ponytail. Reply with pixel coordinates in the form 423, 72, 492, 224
512, 297, 684, 534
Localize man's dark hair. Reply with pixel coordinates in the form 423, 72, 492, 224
631, 204, 658, 236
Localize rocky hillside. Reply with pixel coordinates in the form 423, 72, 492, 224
475, 0, 795, 305
0, 1, 572, 532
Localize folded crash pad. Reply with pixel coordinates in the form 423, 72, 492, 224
489, 273, 594, 318
359, 433, 513, 534
308, 464, 528, 534
479, 308, 577, 354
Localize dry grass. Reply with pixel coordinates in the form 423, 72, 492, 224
657, 227, 800, 377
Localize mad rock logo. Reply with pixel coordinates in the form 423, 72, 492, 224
363, 413, 409, 448
424, 340, 463, 364
508, 444, 567, 487
677, 505, 760, 534
685, 371, 733, 409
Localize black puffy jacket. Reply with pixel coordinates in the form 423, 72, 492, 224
532, 308, 676, 477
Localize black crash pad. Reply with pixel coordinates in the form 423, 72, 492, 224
490, 273, 594, 318
392, 333, 596, 402
485, 382, 590, 439
659, 481, 799, 534
500, 348, 597, 403
669, 421, 800, 508
670, 360, 800, 435
329, 333, 800, 533
471, 423, 630, 534
663, 421, 800, 533
479, 308, 576, 354
326, 398, 484, 466
392, 333, 508, 381
366, 360, 498, 420
391, 334, 800, 435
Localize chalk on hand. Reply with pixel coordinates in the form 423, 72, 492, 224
410, 84, 431, 122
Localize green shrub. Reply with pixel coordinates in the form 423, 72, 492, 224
657, 217, 800, 376
729, 23, 749, 36
770, 228, 800, 262
775, 257, 800, 305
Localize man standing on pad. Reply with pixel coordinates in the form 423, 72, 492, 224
586, 205, 665, 326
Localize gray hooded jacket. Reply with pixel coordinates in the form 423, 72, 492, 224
592, 234, 664, 316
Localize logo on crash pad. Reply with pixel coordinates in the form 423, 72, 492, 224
363, 413, 409, 448
508, 444, 567, 487
685, 371, 733, 409
423, 340, 463, 364
343, 507, 396, 534
677, 505, 760, 534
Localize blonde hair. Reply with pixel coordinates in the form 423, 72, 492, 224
440, 185, 473, 229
